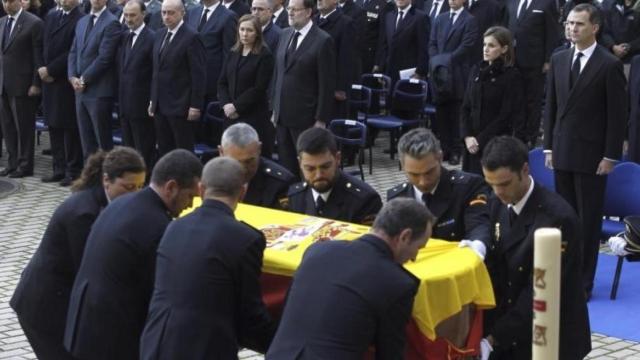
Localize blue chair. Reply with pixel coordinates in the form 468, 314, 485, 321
193, 101, 224, 160
347, 84, 372, 122
421, 79, 437, 126
35, 116, 48, 145
528, 148, 555, 191
328, 119, 367, 180
602, 162, 640, 299
111, 106, 123, 145
360, 73, 392, 116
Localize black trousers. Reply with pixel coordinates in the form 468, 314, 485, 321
554, 168, 607, 293
18, 317, 77, 360
49, 126, 83, 178
121, 115, 156, 171
0, 92, 38, 172
154, 111, 194, 157
515, 66, 545, 144
434, 99, 462, 157
76, 96, 114, 158
276, 124, 304, 178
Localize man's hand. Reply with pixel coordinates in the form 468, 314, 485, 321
542, 62, 550, 73
612, 44, 628, 58
223, 103, 236, 118
596, 158, 615, 175
480, 337, 493, 360
148, 102, 154, 117
313, 120, 325, 128
27, 86, 41, 97
458, 240, 486, 260
37, 66, 49, 80
69, 77, 84, 92
464, 136, 479, 154
372, 65, 381, 73
544, 153, 553, 169
187, 107, 201, 121
334, 90, 346, 101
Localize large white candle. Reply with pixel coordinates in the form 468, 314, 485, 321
532, 228, 561, 360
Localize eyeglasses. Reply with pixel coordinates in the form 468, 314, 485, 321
286, 6, 307, 12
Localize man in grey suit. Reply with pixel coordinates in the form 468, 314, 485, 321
271, 0, 336, 175
0, 0, 43, 178
68, 0, 122, 158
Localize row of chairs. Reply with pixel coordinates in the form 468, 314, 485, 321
528, 148, 640, 299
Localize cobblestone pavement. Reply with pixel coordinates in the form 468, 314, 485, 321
0, 138, 638, 359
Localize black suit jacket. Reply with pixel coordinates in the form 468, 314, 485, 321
484, 184, 591, 359
287, 170, 382, 225
507, 0, 559, 69
244, 157, 296, 209
543, 45, 627, 173
387, 167, 491, 242
262, 21, 282, 53
140, 199, 275, 359
10, 186, 107, 339
467, 0, 506, 63
117, 25, 155, 119
227, 0, 250, 16
218, 46, 274, 127
340, 0, 366, 71
355, 0, 391, 63
150, 24, 206, 117
41, 6, 82, 128
376, 6, 430, 82
424, 0, 450, 20
314, 9, 356, 92
274, 8, 289, 29
0, 11, 43, 97
628, 55, 640, 163
267, 234, 419, 359
272, 24, 336, 127
64, 188, 173, 360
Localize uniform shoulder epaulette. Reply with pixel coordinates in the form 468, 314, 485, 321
287, 182, 308, 197
449, 170, 474, 185
262, 159, 296, 183
342, 175, 377, 198
387, 182, 410, 199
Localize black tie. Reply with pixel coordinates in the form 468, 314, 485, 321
59, 12, 67, 26
286, 31, 300, 65
422, 193, 433, 209
3, 17, 13, 50
85, 15, 96, 43
318, 16, 328, 27
316, 196, 326, 215
517, 0, 527, 19
429, 2, 438, 18
508, 207, 518, 226
570, 52, 583, 88
395, 10, 404, 31
124, 31, 135, 62
160, 31, 172, 57
198, 9, 209, 31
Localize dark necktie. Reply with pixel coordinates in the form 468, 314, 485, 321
508, 207, 518, 226
316, 196, 326, 215
444, 12, 454, 38
517, 0, 527, 19
59, 12, 67, 26
429, 2, 439, 18
160, 31, 172, 57
3, 17, 13, 50
422, 192, 433, 209
318, 16, 328, 27
198, 8, 209, 31
395, 10, 404, 31
125, 31, 135, 62
85, 15, 96, 43
570, 52, 583, 89
286, 31, 300, 65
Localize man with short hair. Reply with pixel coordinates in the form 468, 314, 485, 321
219, 123, 295, 209
267, 198, 434, 359
387, 128, 490, 255
141, 157, 276, 359
252, 0, 281, 52
287, 127, 382, 225
272, 0, 288, 28
480, 136, 591, 360
64, 149, 203, 360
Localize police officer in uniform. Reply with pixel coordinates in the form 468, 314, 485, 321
387, 128, 490, 256
287, 127, 382, 225
219, 123, 295, 209
355, 0, 392, 75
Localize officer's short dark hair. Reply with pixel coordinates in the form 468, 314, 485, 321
397, 128, 441, 163
296, 127, 338, 156
481, 136, 529, 173
301, 0, 314, 9
571, 3, 601, 26
151, 149, 203, 188
372, 198, 435, 242
201, 157, 245, 198
125, 0, 146, 12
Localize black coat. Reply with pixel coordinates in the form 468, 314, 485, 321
340, 0, 366, 74
483, 184, 591, 360
217, 46, 274, 132
41, 7, 83, 129
601, 1, 640, 59
506, 0, 560, 69
117, 25, 155, 119
140, 199, 275, 359
273, 8, 289, 29
387, 167, 491, 242
629, 55, 640, 163
314, 9, 356, 92
460, 61, 523, 174
63, 188, 173, 360
227, 0, 250, 16
355, 0, 392, 70
10, 186, 107, 341
244, 157, 296, 209
267, 235, 419, 359
262, 22, 282, 53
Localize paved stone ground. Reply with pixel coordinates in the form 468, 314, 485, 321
0, 136, 638, 359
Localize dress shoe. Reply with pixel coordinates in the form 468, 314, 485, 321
8, 169, 33, 178
42, 148, 52, 155
448, 154, 460, 166
0, 168, 16, 176
59, 176, 76, 187
42, 174, 65, 183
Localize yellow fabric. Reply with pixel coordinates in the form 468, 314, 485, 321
183, 199, 495, 340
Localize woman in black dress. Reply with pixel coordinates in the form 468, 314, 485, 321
218, 14, 275, 156
460, 26, 524, 174
10, 147, 146, 360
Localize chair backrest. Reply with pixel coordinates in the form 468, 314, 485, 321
360, 73, 392, 95
328, 119, 367, 147
347, 84, 372, 120
391, 79, 428, 114
603, 162, 640, 218
528, 148, 555, 191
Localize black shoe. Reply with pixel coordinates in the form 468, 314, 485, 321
8, 169, 33, 178
448, 154, 460, 166
0, 168, 16, 176
42, 174, 65, 183
42, 148, 52, 155
59, 176, 75, 187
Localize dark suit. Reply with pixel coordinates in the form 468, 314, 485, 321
68, 9, 122, 157
244, 156, 296, 209
428, 9, 479, 157
287, 170, 382, 225
507, 0, 560, 144
64, 188, 173, 360
544, 45, 627, 293
387, 167, 491, 241
146, 9, 164, 30
140, 199, 276, 359
424, 0, 450, 22
10, 186, 107, 360
0, 10, 43, 174
354, 0, 390, 74
483, 183, 591, 359
467, 0, 506, 64
376, 5, 430, 83
217, 46, 274, 153
262, 21, 282, 53
266, 234, 419, 359
339, 0, 366, 77
601, 1, 640, 61
117, 25, 156, 170
150, 23, 206, 156
41, 7, 83, 179
271, 24, 336, 174
273, 7, 288, 29
225, 0, 251, 16
629, 55, 640, 163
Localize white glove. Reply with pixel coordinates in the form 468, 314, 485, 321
479, 337, 493, 360
608, 236, 630, 256
459, 240, 486, 260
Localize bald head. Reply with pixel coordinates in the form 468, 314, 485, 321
162, 0, 184, 29
201, 157, 247, 201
